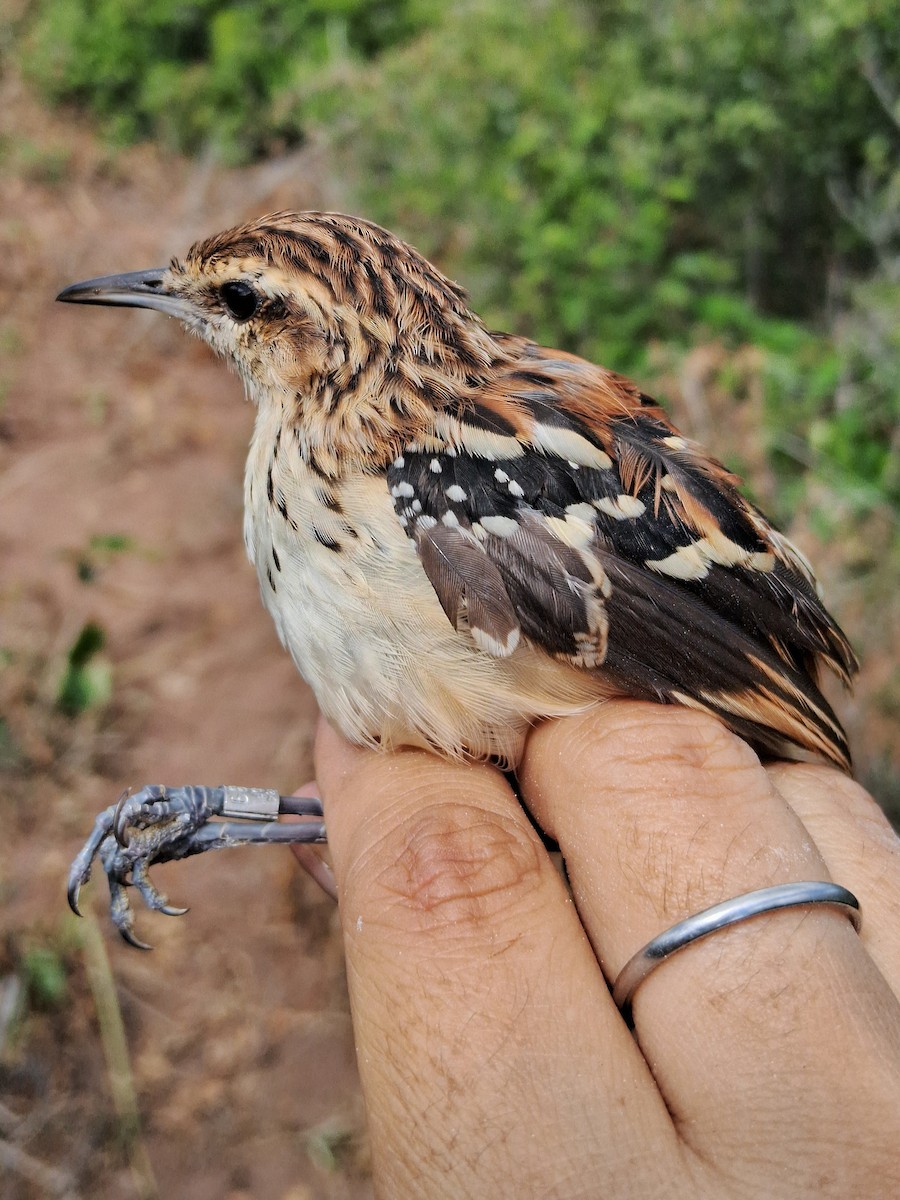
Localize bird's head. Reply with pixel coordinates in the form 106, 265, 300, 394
57, 211, 507, 472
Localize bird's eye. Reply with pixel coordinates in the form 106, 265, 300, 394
220, 280, 260, 321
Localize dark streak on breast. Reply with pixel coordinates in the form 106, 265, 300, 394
314, 528, 341, 552
277, 495, 297, 530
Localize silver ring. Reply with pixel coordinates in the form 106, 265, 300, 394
612, 882, 861, 1025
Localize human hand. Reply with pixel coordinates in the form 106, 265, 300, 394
296, 703, 900, 1198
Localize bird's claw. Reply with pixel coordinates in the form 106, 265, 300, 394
68, 785, 214, 947
113, 787, 134, 847
69, 785, 328, 946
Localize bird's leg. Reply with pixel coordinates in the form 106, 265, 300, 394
68, 785, 327, 949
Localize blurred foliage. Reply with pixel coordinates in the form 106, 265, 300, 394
76, 533, 138, 583
19, 0, 426, 161
0, 717, 21, 771
0, 131, 72, 183
57, 621, 112, 715
304, 1119, 358, 1172
306, 0, 899, 536
21, 942, 68, 1009
17, 0, 899, 539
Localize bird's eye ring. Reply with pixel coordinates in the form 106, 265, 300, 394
220, 280, 260, 321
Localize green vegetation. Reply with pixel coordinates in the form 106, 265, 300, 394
314, 0, 899, 538
0, 132, 72, 183
57, 621, 112, 715
0, 717, 21, 771
19, 0, 424, 161
304, 1119, 358, 1172
76, 532, 139, 583
17, 0, 898, 541
22, 942, 68, 1009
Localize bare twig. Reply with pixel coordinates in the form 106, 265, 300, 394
0, 972, 23, 1056
0, 1136, 78, 1199
77, 910, 159, 1200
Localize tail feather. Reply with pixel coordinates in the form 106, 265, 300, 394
598, 552, 853, 771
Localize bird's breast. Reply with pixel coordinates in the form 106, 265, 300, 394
242, 410, 599, 762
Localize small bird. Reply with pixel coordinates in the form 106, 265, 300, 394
58, 211, 857, 943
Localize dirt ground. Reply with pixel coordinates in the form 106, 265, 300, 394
1, 71, 897, 1200
1, 77, 368, 1199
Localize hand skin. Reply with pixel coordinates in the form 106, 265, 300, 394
293, 702, 900, 1199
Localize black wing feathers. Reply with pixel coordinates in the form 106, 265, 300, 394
486, 516, 606, 661
598, 552, 849, 765
386, 395, 856, 769
416, 523, 519, 656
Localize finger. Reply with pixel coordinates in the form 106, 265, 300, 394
314, 721, 676, 1199
520, 703, 900, 1189
767, 762, 900, 992
286, 782, 337, 899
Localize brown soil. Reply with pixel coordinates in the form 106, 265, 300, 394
1, 66, 897, 1200
1, 77, 369, 1199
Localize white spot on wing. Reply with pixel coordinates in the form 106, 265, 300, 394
545, 514, 594, 550
480, 515, 519, 537
507, 480, 525, 498
441, 511, 460, 527
391, 482, 414, 498
688, 531, 774, 574
471, 624, 520, 657
446, 485, 468, 503
430, 458, 442, 473
646, 542, 710, 580
565, 502, 597, 523
616, 494, 645, 518
530, 423, 613, 470
749, 551, 775, 572
595, 495, 645, 520
458, 426, 523, 460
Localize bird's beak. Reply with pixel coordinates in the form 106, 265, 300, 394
56, 268, 193, 321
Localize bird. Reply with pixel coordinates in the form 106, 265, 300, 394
57, 211, 858, 943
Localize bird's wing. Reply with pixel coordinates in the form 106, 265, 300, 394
386, 342, 857, 770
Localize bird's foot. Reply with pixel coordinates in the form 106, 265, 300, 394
68, 785, 326, 948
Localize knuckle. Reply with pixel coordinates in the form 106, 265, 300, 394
581, 701, 757, 790
771, 764, 900, 887
772, 762, 898, 838
561, 704, 797, 924
811, 767, 892, 828
351, 794, 545, 934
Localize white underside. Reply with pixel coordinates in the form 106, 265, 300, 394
244, 406, 602, 766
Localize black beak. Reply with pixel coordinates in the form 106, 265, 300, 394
56, 268, 191, 320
